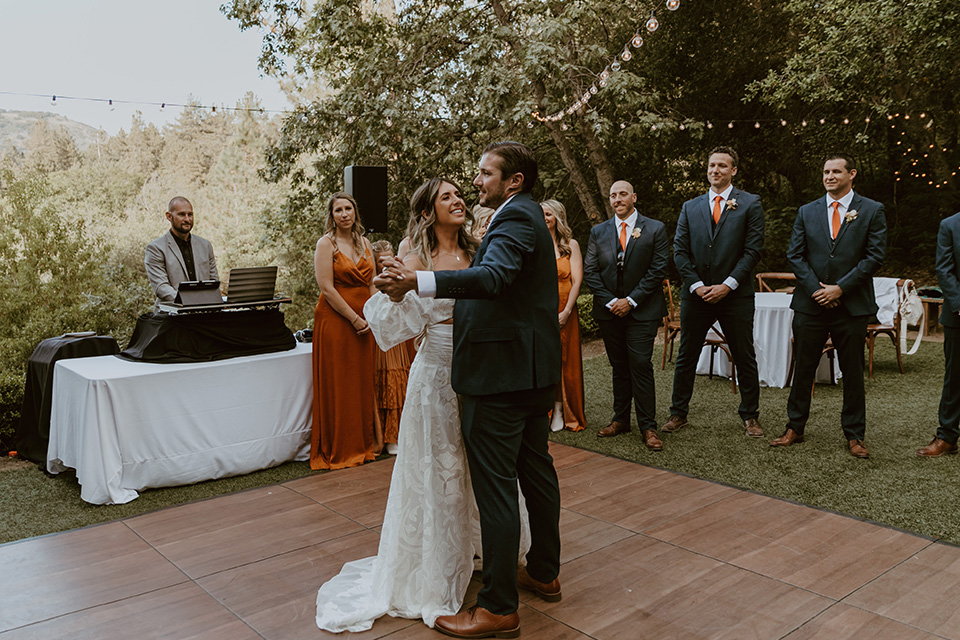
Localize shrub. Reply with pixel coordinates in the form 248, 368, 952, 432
0, 369, 23, 454
576, 293, 599, 341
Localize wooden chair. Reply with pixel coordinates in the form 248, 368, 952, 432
704, 323, 738, 394
660, 279, 681, 370
866, 278, 909, 378
756, 272, 797, 293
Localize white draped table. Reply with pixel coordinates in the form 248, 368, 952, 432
47, 342, 313, 505
695, 292, 839, 388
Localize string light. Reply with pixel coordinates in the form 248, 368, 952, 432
645, 11, 660, 32
0, 90, 290, 115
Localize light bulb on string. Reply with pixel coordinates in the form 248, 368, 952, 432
781, 119, 787, 126
598, 79, 607, 88
754, 122, 760, 128
904, 114, 910, 119
590, 85, 598, 95
631, 33, 644, 48
620, 122, 626, 129
843, 118, 849, 124
346, 115, 355, 124
679, 123, 685, 130
646, 11, 659, 32
621, 47, 633, 62
865, 117, 870, 123
728, 122, 734, 128
801, 120, 807, 126
818, 118, 824, 124
160, 103, 165, 112
527, 122, 534, 128
109, 99, 115, 112
706, 121, 713, 129
600, 68, 610, 81
385, 118, 393, 127
611, 61, 621, 72
666, 0, 680, 10
51, 95, 57, 106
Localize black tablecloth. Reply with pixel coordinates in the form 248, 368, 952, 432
118, 310, 296, 363
16, 335, 121, 463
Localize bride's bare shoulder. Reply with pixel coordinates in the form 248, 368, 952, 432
398, 238, 427, 270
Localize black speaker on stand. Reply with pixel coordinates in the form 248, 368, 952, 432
344, 165, 388, 233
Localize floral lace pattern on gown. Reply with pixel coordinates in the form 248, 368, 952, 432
316, 291, 479, 632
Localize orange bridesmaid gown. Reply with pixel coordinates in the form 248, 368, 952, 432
557, 254, 587, 431
311, 249, 379, 469
375, 341, 411, 445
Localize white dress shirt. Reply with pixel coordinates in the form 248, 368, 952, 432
607, 209, 639, 309
415, 194, 518, 298
690, 184, 740, 293
826, 189, 855, 234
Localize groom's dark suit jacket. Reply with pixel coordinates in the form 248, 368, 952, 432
435, 191, 561, 396
583, 213, 668, 322
938, 213, 960, 329
787, 192, 886, 317
674, 187, 765, 299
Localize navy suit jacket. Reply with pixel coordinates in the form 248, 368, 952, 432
787, 192, 887, 317
674, 187, 765, 300
583, 213, 668, 322
937, 212, 960, 328
434, 192, 561, 396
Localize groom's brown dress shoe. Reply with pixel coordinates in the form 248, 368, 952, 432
770, 429, 804, 447
517, 566, 562, 602
434, 606, 520, 639
917, 437, 959, 457
597, 421, 630, 438
642, 429, 663, 451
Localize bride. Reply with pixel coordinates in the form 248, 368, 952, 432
316, 177, 527, 632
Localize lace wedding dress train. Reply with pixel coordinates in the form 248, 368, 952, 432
317, 292, 529, 632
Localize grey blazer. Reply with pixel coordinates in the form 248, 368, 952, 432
145, 231, 219, 310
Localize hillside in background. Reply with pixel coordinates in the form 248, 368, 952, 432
0, 109, 100, 151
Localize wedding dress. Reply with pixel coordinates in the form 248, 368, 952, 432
316, 291, 529, 632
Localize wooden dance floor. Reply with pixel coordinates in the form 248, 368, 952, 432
1, 443, 958, 639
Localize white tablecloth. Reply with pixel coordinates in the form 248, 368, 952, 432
696, 292, 840, 388
47, 342, 313, 505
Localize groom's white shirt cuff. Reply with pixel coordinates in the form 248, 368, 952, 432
417, 271, 437, 298
415, 194, 517, 298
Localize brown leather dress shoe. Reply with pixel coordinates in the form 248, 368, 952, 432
661, 415, 688, 433
517, 566, 562, 602
848, 439, 869, 459
434, 606, 520, 639
917, 437, 959, 457
770, 428, 804, 447
642, 429, 663, 451
597, 421, 630, 438
743, 417, 764, 438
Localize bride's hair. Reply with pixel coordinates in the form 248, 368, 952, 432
406, 177, 480, 270
541, 199, 572, 257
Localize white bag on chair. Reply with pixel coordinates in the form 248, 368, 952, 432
899, 280, 924, 355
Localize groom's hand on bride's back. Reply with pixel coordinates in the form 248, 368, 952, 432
374, 256, 417, 301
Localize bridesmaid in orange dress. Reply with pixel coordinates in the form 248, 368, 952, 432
542, 199, 587, 432
311, 192, 380, 469
370, 240, 412, 456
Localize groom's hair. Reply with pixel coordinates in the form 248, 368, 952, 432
824, 153, 857, 172
483, 141, 538, 193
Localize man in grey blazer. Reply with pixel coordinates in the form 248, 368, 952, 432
144, 196, 219, 311
773, 154, 886, 458
917, 211, 960, 457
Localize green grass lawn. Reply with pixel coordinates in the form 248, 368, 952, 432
2, 337, 956, 546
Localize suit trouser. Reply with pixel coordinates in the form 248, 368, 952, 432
670, 295, 761, 421
786, 309, 869, 440
596, 316, 660, 431
460, 385, 561, 615
938, 325, 960, 444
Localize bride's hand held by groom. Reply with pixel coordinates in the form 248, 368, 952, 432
374, 256, 417, 302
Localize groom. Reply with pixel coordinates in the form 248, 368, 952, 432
376, 141, 562, 638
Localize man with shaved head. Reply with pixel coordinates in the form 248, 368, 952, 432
664, 146, 765, 440
145, 196, 219, 311
583, 180, 669, 450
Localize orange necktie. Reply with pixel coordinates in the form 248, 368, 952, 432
619, 221, 627, 251
831, 202, 841, 239
713, 195, 723, 224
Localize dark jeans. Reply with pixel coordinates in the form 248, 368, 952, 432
460, 385, 561, 615
786, 309, 869, 440
670, 294, 760, 421
597, 316, 661, 431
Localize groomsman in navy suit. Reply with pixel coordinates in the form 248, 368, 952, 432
917, 212, 960, 457
772, 153, 886, 458
584, 180, 669, 450
663, 146, 765, 439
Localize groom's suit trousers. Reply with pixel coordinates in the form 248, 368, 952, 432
460, 384, 561, 616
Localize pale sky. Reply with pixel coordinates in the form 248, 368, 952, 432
0, 0, 291, 135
